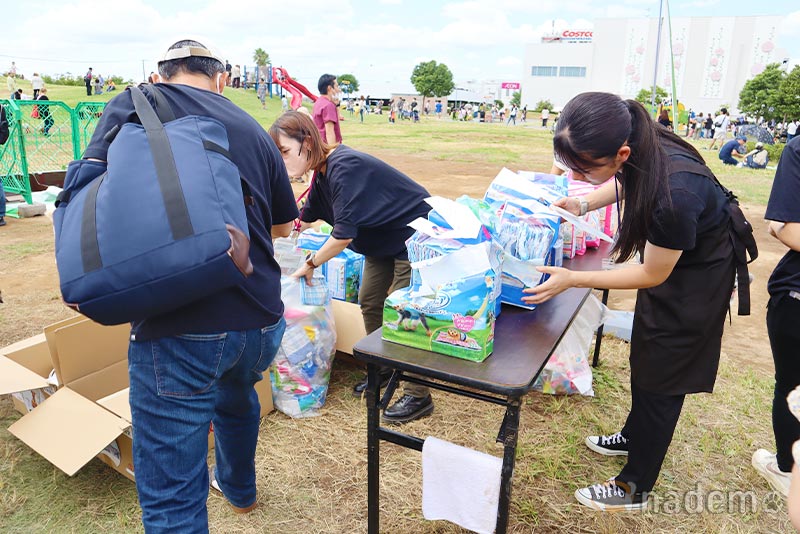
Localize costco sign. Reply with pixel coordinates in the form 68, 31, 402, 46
541, 29, 593, 43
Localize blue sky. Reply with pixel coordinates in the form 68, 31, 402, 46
2, 0, 799, 97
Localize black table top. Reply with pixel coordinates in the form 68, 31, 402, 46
352, 243, 612, 397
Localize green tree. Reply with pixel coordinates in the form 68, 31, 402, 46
494, 99, 504, 110
510, 91, 521, 107
635, 86, 668, 106
534, 99, 553, 112
775, 65, 800, 121
252, 48, 270, 67
337, 73, 360, 95
738, 63, 786, 121
410, 60, 455, 113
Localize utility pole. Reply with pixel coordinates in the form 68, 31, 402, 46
650, 0, 664, 116
142, 60, 146, 82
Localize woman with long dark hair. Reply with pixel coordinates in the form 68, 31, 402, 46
522, 92, 736, 511
269, 111, 437, 424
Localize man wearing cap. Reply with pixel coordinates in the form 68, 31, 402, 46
719, 135, 747, 166
82, 39, 298, 532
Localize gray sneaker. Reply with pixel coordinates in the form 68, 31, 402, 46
585, 431, 629, 456
575, 480, 647, 511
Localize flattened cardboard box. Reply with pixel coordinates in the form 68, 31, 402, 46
0, 316, 274, 481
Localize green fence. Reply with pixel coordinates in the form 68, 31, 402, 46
0, 99, 106, 204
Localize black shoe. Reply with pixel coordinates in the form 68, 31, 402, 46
585, 431, 629, 456
352, 370, 393, 396
382, 394, 434, 424
0, 217, 5, 227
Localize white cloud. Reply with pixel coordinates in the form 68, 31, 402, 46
497, 56, 522, 66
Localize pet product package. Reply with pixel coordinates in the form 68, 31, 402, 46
297, 229, 365, 303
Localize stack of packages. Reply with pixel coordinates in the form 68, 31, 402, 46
561, 178, 618, 259
483, 168, 565, 309
270, 276, 337, 417
295, 229, 366, 303
382, 197, 503, 362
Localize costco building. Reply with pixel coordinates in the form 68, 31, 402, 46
521, 16, 787, 114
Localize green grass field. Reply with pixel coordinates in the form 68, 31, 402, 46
0, 81, 792, 533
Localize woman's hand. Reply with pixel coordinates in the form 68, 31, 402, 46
553, 196, 581, 216
291, 263, 315, 284
521, 266, 576, 305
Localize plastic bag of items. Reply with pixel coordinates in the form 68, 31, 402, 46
270, 276, 337, 417
534, 294, 607, 396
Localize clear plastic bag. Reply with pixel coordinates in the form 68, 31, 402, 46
270, 276, 337, 417
533, 294, 607, 396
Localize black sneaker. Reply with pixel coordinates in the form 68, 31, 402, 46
381, 394, 434, 424
0, 217, 5, 227
352, 369, 393, 397
574, 480, 647, 511
585, 431, 629, 456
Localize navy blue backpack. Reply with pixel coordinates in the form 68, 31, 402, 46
54, 85, 254, 325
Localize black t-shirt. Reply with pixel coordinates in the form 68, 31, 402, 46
84, 83, 298, 340
765, 137, 800, 297
647, 156, 729, 263
300, 145, 430, 258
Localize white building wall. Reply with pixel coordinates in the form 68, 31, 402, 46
522, 16, 787, 114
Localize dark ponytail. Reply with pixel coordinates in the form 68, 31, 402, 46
554, 92, 696, 262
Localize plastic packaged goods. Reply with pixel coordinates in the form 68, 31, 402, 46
270, 276, 337, 418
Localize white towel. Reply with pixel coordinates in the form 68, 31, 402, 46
422, 436, 503, 534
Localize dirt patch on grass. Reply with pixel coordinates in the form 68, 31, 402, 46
0, 136, 788, 533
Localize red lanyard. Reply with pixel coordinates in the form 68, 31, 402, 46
292, 170, 316, 233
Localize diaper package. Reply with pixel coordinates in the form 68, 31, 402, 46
382, 197, 503, 362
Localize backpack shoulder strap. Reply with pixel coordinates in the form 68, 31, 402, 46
146, 84, 177, 123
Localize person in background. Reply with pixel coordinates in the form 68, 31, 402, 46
524, 92, 737, 511
31, 72, 44, 99
269, 110, 438, 424
753, 137, 800, 499
0, 104, 6, 226
787, 120, 799, 143
231, 64, 241, 89
541, 107, 549, 128
718, 135, 747, 165
37, 88, 53, 136
693, 113, 704, 139
281, 93, 289, 112
704, 113, 713, 139
657, 109, 672, 129
257, 78, 267, 110
84, 68, 93, 96
708, 108, 731, 151
106, 79, 116, 92
84, 39, 298, 532
740, 142, 769, 169
312, 74, 342, 146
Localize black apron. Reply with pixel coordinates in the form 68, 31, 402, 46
629, 178, 736, 396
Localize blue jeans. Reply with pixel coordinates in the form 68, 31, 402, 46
128, 319, 286, 534
720, 155, 738, 165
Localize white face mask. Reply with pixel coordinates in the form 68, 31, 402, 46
215, 73, 224, 94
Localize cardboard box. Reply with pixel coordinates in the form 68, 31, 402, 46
0, 316, 274, 481
331, 300, 366, 355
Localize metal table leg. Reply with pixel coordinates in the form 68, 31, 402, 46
495, 398, 521, 534
592, 289, 610, 368
366, 363, 381, 534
